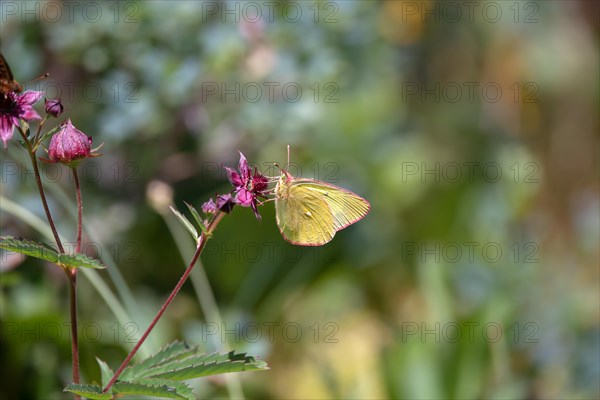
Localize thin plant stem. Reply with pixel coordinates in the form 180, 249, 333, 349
69, 167, 83, 393
103, 211, 226, 393
17, 126, 77, 395
72, 168, 83, 253
17, 127, 65, 253
66, 269, 81, 398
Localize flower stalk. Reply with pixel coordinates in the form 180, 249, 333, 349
72, 168, 83, 253
17, 126, 65, 253
67, 268, 80, 393
103, 211, 226, 393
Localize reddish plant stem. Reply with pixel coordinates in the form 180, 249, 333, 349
69, 167, 83, 396
67, 269, 80, 399
18, 127, 77, 394
21, 131, 65, 253
72, 168, 83, 253
103, 211, 226, 393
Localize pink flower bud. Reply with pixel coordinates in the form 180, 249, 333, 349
48, 119, 95, 166
45, 98, 64, 117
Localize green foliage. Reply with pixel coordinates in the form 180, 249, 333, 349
65, 342, 268, 399
58, 253, 107, 270
62, 384, 111, 399
119, 341, 268, 381
170, 206, 199, 241
0, 235, 105, 269
96, 358, 114, 388
185, 202, 208, 234
113, 380, 193, 399
0, 235, 59, 263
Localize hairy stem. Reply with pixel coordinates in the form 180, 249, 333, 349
103, 211, 226, 393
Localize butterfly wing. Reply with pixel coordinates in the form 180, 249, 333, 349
276, 178, 370, 246
275, 187, 336, 246
0, 52, 21, 93
293, 179, 370, 230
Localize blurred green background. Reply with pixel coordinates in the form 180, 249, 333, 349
1, 1, 598, 399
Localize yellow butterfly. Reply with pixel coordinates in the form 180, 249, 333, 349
274, 151, 370, 246
0, 52, 22, 94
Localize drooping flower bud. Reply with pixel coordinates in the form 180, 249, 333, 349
45, 98, 64, 117
47, 119, 98, 166
216, 193, 236, 214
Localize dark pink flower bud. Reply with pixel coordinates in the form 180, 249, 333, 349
216, 194, 235, 213
45, 98, 64, 117
202, 198, 217, 214
47, 119, 97, 166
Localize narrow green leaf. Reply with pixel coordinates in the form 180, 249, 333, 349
64, 383, 111, 399
113, 381, 189, 399
0, 235, 59, 263
184, 202, 208, 234
37, 124, 60, 146
170, 206, 198, 240
96, 358, 114, 388
58, 253, 106, 269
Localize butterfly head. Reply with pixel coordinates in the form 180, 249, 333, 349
273, 163, 294, 198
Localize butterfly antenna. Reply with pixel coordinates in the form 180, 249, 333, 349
273, 162, 292, 181
23, 72, 49, 87
286, 144, 290, 170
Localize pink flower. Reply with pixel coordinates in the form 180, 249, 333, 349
0, 90, 44, 148
224, 152, 269, 220
47, 119, 99, 166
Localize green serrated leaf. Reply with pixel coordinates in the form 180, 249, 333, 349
138, 350, 236, 378
133, 378, 194, 400
58, 252, 106, 269
121, 341, 191, 381
152, 357, 268, 381
113, 380, 189, 399
184, 202, 208, 234
0, 235, 59, 263
121, 341, 268, 384
140, 350, 268, 381
170, 206, 198, 240
96, 358, 114, 388
64, 383, 112, 399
